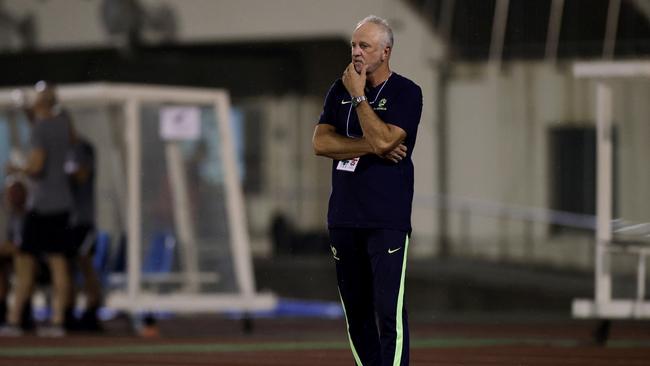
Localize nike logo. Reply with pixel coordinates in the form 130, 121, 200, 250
341, 100, 352, 104
331, 245, 340, 260
388, 247, 402, 254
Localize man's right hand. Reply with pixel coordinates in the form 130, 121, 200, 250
382, 143, 407, 163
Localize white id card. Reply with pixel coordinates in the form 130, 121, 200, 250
336, 157, 360, 172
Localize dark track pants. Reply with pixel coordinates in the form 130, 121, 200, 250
329, 228, 410, 366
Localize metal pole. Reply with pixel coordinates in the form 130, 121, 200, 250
436, 62, 451, 257
595, 82, 613, 303
166, 142, 200, 292
436, 0, 454, 258
489, 0, 510, 72
215, 94, 256, 298
634, 251, 646, 317
125, 99, 142, 312
638, 252, 646, 301
603, 0, 621, 59
438, 0, 455, 42
545, 0, 565, 63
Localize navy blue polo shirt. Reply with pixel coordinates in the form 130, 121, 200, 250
318, 72, 422, 232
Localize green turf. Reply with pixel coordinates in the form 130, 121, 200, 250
1, 337, 649, 357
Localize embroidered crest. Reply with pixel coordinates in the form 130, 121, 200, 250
374, 98, 388, 111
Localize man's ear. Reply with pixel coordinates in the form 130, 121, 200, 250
382, 47, 391, 61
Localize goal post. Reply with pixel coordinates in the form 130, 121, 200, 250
571, 61, 650, 319
0, 83, 276, 314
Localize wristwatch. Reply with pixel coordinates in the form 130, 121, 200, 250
351, 95, 367, 108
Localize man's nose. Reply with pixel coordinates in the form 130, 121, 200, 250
352, 45, 362, 56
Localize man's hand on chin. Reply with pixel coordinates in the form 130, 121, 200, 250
342, 62, 367, 96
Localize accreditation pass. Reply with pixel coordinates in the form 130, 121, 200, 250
336, 157, 360, 172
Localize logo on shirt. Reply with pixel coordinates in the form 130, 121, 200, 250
374, 98, 388, 111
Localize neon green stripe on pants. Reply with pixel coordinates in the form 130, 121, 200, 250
393, 234, 409, 366
338, 288, 363, 366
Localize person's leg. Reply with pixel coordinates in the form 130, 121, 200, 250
36, 211, 73, 333
46, 254, 71, 327
0, 259, 29, 329
77, 253, 102, 330
63, 255, 79, 330
66, 224, 102, 330
8, 253, 36, 326
330, 228, 381, 366
367, 229, 410, 366
7, 211, 40, 333
64, 225, 83, 330
20, 297, 34, 331
0, 260, 9, 325
77, 227, 102, 311
77, 254, 101, 308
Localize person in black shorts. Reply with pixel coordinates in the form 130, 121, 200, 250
3, 82, 74, 337
312, 15, 422, 366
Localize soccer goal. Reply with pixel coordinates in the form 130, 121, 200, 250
0, 83, 275, 314
571, 61, 650, 319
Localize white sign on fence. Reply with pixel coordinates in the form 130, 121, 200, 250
160, 106, 201, 141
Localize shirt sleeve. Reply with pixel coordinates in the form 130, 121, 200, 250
78, 142, 95, 168
381, 83, 422, 138
318, 80, 340, 125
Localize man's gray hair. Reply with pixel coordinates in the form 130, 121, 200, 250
356, 15, 394, 48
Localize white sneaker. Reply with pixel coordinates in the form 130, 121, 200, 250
0, 325, 24, 337
37, 326, 65, 338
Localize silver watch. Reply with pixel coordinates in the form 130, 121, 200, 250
351, 95, 367, 108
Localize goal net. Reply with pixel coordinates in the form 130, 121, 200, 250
0, 83, 275, 314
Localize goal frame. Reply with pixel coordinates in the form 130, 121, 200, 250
0, 83, 276, 314
571, 61, 650, 319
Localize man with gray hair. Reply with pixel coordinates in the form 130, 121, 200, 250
313, 15, 422, 365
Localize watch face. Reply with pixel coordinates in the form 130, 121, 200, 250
352, 96, 365, 107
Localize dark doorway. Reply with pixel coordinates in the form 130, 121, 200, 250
548, 125, 616, 233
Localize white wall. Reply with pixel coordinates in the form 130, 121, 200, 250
443, 61, 650, 269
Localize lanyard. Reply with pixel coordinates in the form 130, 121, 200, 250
345, 73, 392, 138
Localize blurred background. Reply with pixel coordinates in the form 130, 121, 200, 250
1, 0, 650, 322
